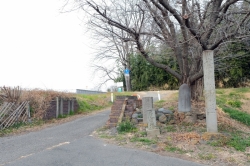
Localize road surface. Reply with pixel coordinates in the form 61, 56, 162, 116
0, 109, 204, 166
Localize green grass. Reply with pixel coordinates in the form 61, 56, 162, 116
222, 107, 250, 126
216, 87, 250, 126
130, 137, 157, 145
228, 133, 250, 151
209, 126, 250, 151
226, 100, 242, 108
77, 93, 111, 113
165, 145, 187, 154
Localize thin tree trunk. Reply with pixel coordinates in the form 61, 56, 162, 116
190, 77, 203, 101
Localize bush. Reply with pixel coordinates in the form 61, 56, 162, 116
117, 120, 137, 133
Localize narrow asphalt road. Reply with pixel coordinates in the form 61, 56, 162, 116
0, 110, 204, 166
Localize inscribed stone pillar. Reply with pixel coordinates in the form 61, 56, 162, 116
146, 109, 160, 137
178, 84, 191, 112
203, 50, 218, 132
142, 97, 153, 124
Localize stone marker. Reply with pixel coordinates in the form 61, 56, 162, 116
142, 97, 153, 124
178, 84, 191, 112
146, 109, 160, 137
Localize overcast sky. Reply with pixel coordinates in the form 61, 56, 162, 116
0, 0, 108, 92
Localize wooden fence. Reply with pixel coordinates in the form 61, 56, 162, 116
0, 101, 30, 130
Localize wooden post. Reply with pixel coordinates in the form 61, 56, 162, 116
203, 50, 218, 132
26, 103, 31, 123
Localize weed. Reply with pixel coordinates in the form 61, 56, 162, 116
208, 137, 230, 147
165, 125, 177, 132
117, 120, 137, 133
139, 131, 147, 137
69, 110, 74, 115
227, 100, 242, 108
58, 114, 67, 118
100, 134, 113, 139
115, 135, 126, 141
165, 145, 187, 154
169, 106, 174, 111
198, 153, 216, 160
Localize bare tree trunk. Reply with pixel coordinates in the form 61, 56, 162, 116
190, 77, 203, 101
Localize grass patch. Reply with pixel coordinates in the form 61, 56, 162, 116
198, 153, 216, 160
130, 137, 156, 145
58, 114, 67, 118
77, 93, 111, 113
165, 125, 177, 132
222, 107, 250, 126
165, 145, 187, 154
209, 126, 250, 152
100, 134, 113, 139
154, 100, 166, 108
228, 133, 250, 151
216, 87, 250, 126
226, 100, 242, 108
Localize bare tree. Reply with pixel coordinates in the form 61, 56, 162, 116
73, 0, 250, 99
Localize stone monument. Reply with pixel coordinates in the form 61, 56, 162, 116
178, 83, 191, 112
142, 97, 153, 124
146, 109, 160, 138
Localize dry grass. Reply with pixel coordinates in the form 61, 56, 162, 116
20, 89, 75, 119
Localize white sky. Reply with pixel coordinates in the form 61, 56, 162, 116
0, 0, 108, 92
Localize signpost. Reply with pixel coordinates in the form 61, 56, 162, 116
124, 68, 131, 91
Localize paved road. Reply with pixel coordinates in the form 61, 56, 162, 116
0, 110, 204, 166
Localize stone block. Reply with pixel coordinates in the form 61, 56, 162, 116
178, 84, 191, 112
159, 114, 167, 123
146, 128, 160, 138
142, 97, 153, 123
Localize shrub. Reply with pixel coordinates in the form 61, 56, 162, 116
117, 120, 137, 133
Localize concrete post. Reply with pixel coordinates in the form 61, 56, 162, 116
157, 91, 161, 101
68, 100, 70, 114
72, 100, 74, 112
56, 97, 59, 118
142, 97, 153, 124
60, 98, 63, 116
111, 93, 114, 103
203, 50, 218, 132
